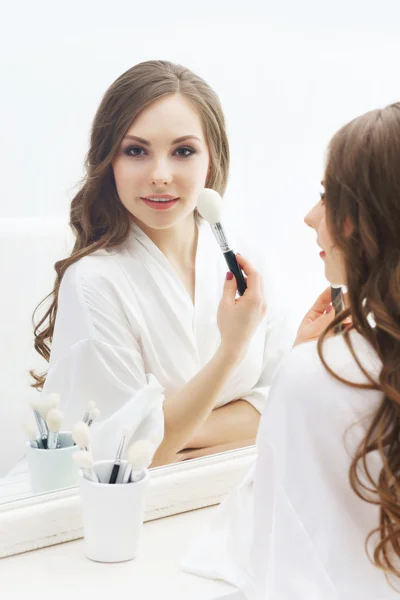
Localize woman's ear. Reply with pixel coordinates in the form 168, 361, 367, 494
344, 217, 354, 236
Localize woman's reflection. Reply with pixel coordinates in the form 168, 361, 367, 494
31, 60, 291, 467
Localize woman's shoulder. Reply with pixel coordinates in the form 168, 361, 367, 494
61, 247, 124, 291
275, 329, 382, 392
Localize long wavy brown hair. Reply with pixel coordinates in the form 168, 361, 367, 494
317, 102, 400, 582
30, 60, 230, 389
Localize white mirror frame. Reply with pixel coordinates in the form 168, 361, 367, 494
0, 445, 255, 558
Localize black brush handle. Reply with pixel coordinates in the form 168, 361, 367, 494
223, 250, 247, 296
109, 462, 120, 484
331, 286, 346, 334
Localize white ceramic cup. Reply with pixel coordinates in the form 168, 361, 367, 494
26, 431, 79, 494
78, 459, 150, 563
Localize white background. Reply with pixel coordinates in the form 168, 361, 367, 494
1, 0, 400, 322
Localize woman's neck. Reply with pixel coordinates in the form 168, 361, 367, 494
133, 213, 199, 270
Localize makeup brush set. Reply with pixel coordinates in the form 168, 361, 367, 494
74, 425, 156, 563
24, 396, 100, 451
71, 421, 156, 485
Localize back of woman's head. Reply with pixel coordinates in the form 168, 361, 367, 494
31, 60, 230, 388
318, 102, 400, 582
325, 103, 400, 331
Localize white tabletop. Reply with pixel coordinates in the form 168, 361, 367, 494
1, 505, 243, 600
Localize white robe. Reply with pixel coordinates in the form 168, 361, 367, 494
43, 221, 291, 460
181, 330, 399, 599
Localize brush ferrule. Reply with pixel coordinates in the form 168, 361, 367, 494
331, 286, 345, 315
115, 436, 126, 461
210, 223, 231, 253
33, 409, 48, 437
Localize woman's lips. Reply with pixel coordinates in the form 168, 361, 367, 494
140, 196, 179, 211
319, 250, 326, 259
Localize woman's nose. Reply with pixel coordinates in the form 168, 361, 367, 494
149, 161, 173, 186
304, 209, 313, 228
304, 203, 319, 229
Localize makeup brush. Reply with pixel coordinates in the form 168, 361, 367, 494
46, 393, 61, 409
34, 393, 61, 421
197, 188, 247, 296
109, 426, 132, 484
331, 285, 346, 334
30, 401, 48, 449
122, 440, 157, 484
23, 419, 39, 449
87, 407, 100, 428
46, 408, 64, 450
73, 450, 100, 483
82, 401, 96, 424
44, 395, 62, 447
72, 421, 91, 453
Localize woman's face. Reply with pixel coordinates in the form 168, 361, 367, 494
112, 93, 210, 230
304, 182, 347, 286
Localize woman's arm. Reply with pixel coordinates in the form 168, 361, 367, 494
181, 399, 260, 450
175, 436, 257, 462
151, 346, 241, 467
151, 255, 266, 467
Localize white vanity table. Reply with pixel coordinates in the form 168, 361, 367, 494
1, 505, 243, 600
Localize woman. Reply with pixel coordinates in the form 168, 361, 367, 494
31, 60, 290, 465
182, 103, 400, 598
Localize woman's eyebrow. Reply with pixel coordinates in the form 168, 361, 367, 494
123, 134, 201, 145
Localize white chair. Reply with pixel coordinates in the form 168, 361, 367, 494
0, 217, 73, 475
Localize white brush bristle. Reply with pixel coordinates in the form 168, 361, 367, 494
128, 440, 156, 470
89, 407, 100, 420
87, 400, 96, 410
46, 408, 64, 432
23, 420, 37, 441
30, 399, 41, 411
47, 393, 61, 408
73, 450, 94, 470
196, 188, 223, 224
122, 425, 133, 439
35, 395, 59, 419
72, 421, 91, 447
31, 399, 47, 418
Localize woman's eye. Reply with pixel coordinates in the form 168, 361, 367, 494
319, 192, 325, 204
174, 146, 196, 157
125, 146, 147, 157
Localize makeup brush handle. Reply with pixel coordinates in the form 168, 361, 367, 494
109, 462, 120, 484
122, 465, 133, 484
331, 286, 346, 334
223, 251, 247, 296
83, 468, 100, 483
47, 431, 59, 450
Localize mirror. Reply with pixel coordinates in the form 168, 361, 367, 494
1, 18, 397, 544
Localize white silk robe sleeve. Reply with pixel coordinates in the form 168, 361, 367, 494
43, 257, 165, 460
240, 310, 295, 414
181, 331, 398, 599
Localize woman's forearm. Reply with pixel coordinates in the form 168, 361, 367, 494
176, 436, 257, 462
151, 345, 241, 467
182, 399, 260, 450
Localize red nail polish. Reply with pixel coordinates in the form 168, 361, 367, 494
226, 272, 234, 280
